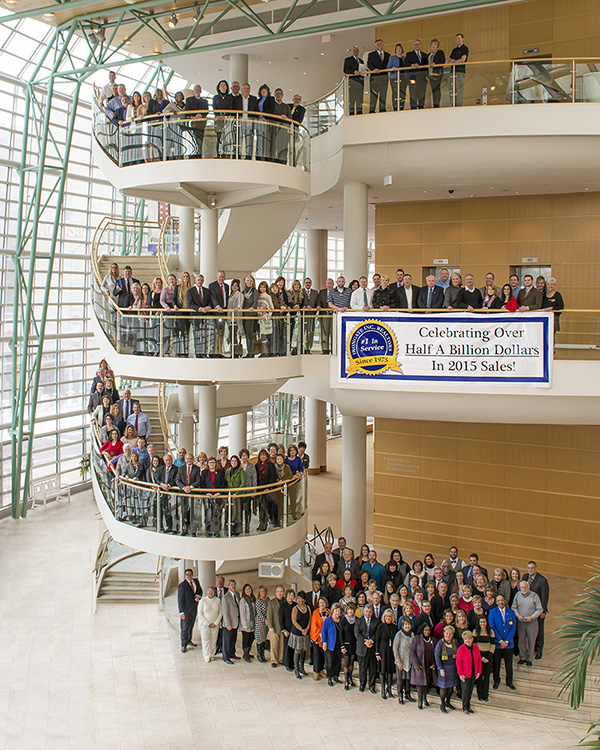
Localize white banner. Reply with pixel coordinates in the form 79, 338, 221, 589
338, 312, 553, 386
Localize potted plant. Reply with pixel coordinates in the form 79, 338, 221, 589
79, 453, 91, 481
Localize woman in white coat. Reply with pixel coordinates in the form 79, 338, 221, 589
198, 586, 223, 662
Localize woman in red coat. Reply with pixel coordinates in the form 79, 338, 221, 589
456, 630, 482, 715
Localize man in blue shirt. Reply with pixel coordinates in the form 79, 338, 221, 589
105, 84, 127, 121
361, 549, 386, 590
132, 436, 150, 472
436, 268, 451, 289
327, 276, 352, 311
173, 447, 187, 467
126, 402, 151, 439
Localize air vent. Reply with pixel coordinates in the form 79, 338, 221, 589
258, 559, 285, 578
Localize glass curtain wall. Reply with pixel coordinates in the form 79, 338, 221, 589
0, 11, 186, 508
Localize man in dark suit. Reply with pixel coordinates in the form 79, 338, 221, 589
431, 581, 451, 623
312, 541, 340, 580
404, 39, 428, 109
417, 275, 444, 308
517, 274, 543, 311
229, 80, 242, 109
336, 547, 360, 579
367, 39, 390, 113
112, 266, 140, 308
355, 603, 379, 692
522, 561, 550, 658
396, 274, 420, 310
187, 273, 213, 358
176, 453, 202, 534
116, 388, 139, 422
343, 45, 366, 115
288, 94, 306, 124
414, 599, 436, 632
301, 277, 319, 353
184, 84, 209, 157
316, 278, 334, 354
462, 554, 488, 584
178, 568, 202, 652
208, 270, 230, 357
455, 274, 483, 310
157, 452, 178, 532
232, 83, 259, 159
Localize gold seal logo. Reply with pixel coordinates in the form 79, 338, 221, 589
346, 320, 403, 377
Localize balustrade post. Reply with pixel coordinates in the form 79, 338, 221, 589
159, 314, 163, 357
231, 311, 235, 358
286, 312, 291, 355
116, 312, 121, 353
118, 126, 122, 167
227, 492, 232, 538
162, 116, 166, 161
511, 62, 515, 105
283, 483, 288, 528
572, 59, 576, 102
156, 487, 161, 533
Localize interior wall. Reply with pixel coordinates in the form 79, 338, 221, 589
373, 418, 600, 579
375, 0, 600, 60
375, 192, 600, 309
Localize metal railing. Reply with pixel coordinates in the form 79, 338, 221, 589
304, 58, 600, 136
91, 423, 307, 539
93, 98, 310, 172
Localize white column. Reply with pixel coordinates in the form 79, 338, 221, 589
200, 208, 218, 283
178, 205, 196, 273
197, 384, 217, 457
228, 412, 247, 455
196, 560, 216, 593
306, 398, 326, 474
230, 53, 248, 86
341, 415, 366, 552
343, 182, 368, 282
178, 384, 195, 456
306, 229, 327, 289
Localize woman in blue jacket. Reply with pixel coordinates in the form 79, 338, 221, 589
321, 603, 344, 686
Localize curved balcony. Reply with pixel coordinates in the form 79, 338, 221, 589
91, 426, 308, 560
92, 100, 311, 209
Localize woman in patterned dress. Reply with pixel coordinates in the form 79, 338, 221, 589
254, 585, 270, 663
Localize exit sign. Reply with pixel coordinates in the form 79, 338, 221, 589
521, 257, 538, 263
433, 258, 448, 264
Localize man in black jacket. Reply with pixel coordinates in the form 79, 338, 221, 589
232, 83, 259, 158
417, 275, 444, 308
187, 273, 213, 358
178, 568, 202, 652
288, 94, 306, 124
316, 278, 334, 354
414, 599, 436, 632
112, 266, 140, 308
177, 453, 202, 534
343, 45, 366, 115
367, 40, 390, 113
404, 39, 428, 109
355, 603, 379, 691
157, 453, 179, 532
184, 84, 209, 156
208, 271, 230, 357
312, 541, 340, 580
522, 561, 550, 658
395, 274, 420, 310
454, 274, 483, 310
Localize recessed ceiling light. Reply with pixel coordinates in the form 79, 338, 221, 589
293, 57, 299, 60
43, 12, 54, 18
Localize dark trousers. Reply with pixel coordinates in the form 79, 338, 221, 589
325, 646, 342, 678
348, 78, 364, 115
409, 72, 427, 109
462, 676, 475, 710
429, 74, 442, 107
493, 646, 514, 685
358, 649, 377, 689
242, 630, 254, 650
282, 633, 294, 669
222, 627, 238, 660
535, 616, 546, 654
312, 642, 325, 673
477, 658, 493, 699
180, 608, 196, 648
216, 627, 223, 653
369, 75, 388, 112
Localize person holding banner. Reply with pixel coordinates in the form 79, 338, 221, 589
417, 276, 444, 309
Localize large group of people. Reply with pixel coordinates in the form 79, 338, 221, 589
178, 542, 550, 716
343, 34, 470, 113
98, 72, 306, 163
90, 360, 308, 535
100, 264, 565, 359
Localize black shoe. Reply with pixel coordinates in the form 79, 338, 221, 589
493, 681, 500, 690
424, 697, 430, 707
527, 661, 532, 666
507, 683, 516, 690
231, 655, 240, 660
359, 686, 365, 692
440, 704, 447, 713
468, 708, 475, 714
481, 697, 489, 702
181, 647, 187, 653
327, 678, 334, 686
463, 709, 470, 715
223, 659, 233, 664
271, 663, 277, 668
405, 693, 415, 703
369, 687, 376, 694
189, 641, 197, 647
398, 696, 404, 705
296, 671, 302, 680
447, 701, 455, 710
535, 652, 543, 660
285, 667, 294, 673
333, 676, 341, 684
518, 659, 525, 665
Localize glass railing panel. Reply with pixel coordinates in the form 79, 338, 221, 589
510, 59, 573, 104
456, 61, 513, 108
574, 61, 600, 102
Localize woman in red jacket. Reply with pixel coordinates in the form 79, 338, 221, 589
456, 630, 482, 715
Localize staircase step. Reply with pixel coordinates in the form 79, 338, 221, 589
97, 592, 159, 602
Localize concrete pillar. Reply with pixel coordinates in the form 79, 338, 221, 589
197, 384, 217, 457
343, 182, 368, 282
197, 559, 216, 592
306, 398, 326, 474
306, 229, 327, 289
228, 412, 247, 456
230, 53, 248, 86
178, 205, 196, 273
341, 415, 366, 552
178, 384, 195, 456
200, 208, 219, 283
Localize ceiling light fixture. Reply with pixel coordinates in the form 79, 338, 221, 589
192, 4, 203, 22
168, 11, 179, 27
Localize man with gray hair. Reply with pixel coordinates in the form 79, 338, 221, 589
512, 580, 543, 666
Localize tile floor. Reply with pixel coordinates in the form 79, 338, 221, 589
0, 437, 593, 749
